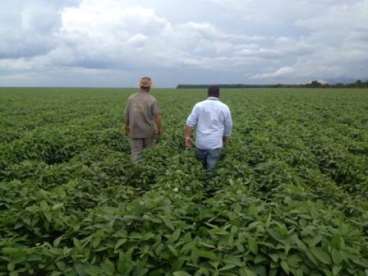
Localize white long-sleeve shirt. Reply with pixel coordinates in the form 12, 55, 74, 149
186, 97, 233, 150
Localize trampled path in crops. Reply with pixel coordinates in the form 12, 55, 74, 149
0, 88, 368, 275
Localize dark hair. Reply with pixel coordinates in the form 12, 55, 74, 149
208, 86, 220, 97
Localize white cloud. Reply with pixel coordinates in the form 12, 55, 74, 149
0, 0, 367, 86
54, 1, 262, 71
252, 66, 295, 80
0, 0, 77, 59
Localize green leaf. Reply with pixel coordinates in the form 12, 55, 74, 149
73, 238, 82, 249
267, 228, 284, 242
92, 235, 101, 248
40, 200, 48, 210
88, 265, 104, 275
51, 203, 64, 210
43, 210, 52, 222
239, 267, 257, 276
197, 249, 218, 260
310, 247, 331, 265
219, 264, 237, 271
331, 249, 343, 265
195, 267, 209, 276
101, 259, 115, 274
248, 237, 258, 255
281, 261, 290, 274
331, 235, 344, 250
254, 255, 267, 264
160, 216, 175, 231
171, 229, 181, 242
168, 244, 178, 257
56, 261, 66, 271
53, 236, 63, 247
117, 253, 134, 275
350, 257, 368, 268
287, 254, 301, 268
224, 256, 243, 266
7, 262, 15, 272
173, 271, 191, 276
114, 239, 127, 251
332, 265, 341, 276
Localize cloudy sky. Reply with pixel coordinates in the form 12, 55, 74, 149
1, 0, 367, 87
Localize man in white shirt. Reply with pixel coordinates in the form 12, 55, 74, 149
184, 86, 233, 172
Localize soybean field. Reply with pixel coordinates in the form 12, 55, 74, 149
1, 87, 368, 275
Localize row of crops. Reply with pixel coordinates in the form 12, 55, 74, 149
0, 88, 368, 275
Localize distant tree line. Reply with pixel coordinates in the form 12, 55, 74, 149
177, 80, 368, 89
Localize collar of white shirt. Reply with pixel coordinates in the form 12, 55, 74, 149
207, 97, 220, 101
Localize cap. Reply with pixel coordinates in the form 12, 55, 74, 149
139, 77, 152, 88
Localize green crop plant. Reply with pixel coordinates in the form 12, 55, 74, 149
0, 87, 368, 275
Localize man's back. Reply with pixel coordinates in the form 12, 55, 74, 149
124, 77, 163, 162
125, 92, 160, 138
186, 97, 232, 150
185, 86, 233, 172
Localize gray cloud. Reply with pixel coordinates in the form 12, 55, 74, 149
0, 0, 79, 59
0, 0, 367, 87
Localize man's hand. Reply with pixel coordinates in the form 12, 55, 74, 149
124, 125, 130, 136
154, 114, 162, 137
223, 136, 230, 145
155, 127, 164, 137
184, 125, 194, 149
185, 137, 193, 149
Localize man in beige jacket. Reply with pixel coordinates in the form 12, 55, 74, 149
123, 77, 163, 161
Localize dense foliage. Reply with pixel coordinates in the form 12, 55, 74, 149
1, 88, 368, 275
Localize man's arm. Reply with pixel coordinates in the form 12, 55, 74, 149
123, 100, 130, 135
223, 108, 233, 145
154, 113, 163, 136
152, 100, 163, 136
184, 104, 199, 148
184, 125, 194, 148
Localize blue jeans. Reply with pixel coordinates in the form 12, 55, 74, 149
196, 148, 222, 172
